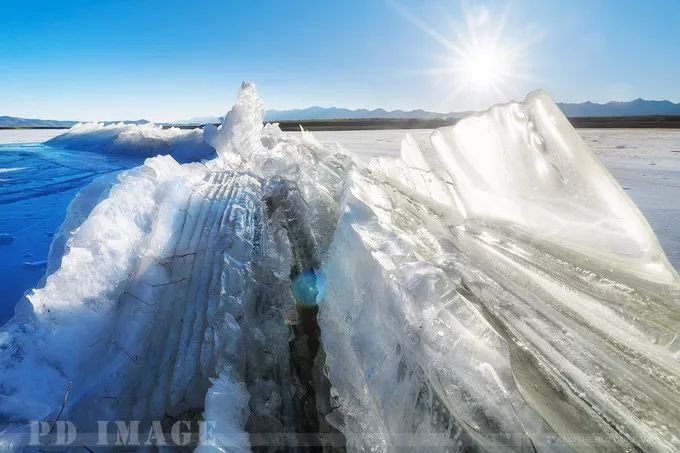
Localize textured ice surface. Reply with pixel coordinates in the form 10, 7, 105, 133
0, 83, 353, 450
305, 127, 680, 271
429, 92, 675, 282
320, 92, 680, 451
1, 85, 679, 451
46, 122, 215, 162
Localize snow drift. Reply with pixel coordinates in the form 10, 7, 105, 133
1, 82, 679, 452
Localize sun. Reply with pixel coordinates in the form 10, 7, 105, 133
455, 39, 511, 93
443, 5, 531, 107
390, 2, 536, 110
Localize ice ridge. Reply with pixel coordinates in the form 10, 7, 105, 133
1, 83, 679, 452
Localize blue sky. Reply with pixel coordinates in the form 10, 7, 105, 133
1, 0, 679, 121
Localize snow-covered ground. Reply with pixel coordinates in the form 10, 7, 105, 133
0, 128, 64, 144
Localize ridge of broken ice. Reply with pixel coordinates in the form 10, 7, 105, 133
328, 90, 680, 451
46, 122, 215, 162
1, 83, 679, 452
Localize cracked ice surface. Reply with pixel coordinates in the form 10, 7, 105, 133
1, 83, 679, 452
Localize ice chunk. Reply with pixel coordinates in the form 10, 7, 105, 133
198, 369, 251, 452
204, 81, 265, 162
0, 83, 348, 450
319, 91, 680, 451
47, 122, 215, 162
320, 172, 565, 451
370, 133, 465, 225
0, 108, 260, 449
1, 155, 197, 420
429, 89, 676, 283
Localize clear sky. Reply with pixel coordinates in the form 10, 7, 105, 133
2, 0, 679, 122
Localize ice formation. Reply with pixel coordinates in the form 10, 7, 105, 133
324, 94, 680, 451
46, 122, 215, 162
1, 82, 679, 452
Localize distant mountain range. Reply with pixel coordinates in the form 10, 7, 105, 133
4, 98, 680, 127
174, 108, 462, 125
262, 98, 680, 121
0, 116, 149, 128
0, 116, 78, 128
264, 107, 456, 121
557, 99, 680, 117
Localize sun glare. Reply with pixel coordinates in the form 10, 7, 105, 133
390, 2, 536, 110
455, 40, 510, 92
443, 5, 531, 108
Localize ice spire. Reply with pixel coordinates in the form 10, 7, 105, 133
203, 81, 265, 162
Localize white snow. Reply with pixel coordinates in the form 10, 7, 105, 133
1, 84, 679, 452
0, 129, 65, 145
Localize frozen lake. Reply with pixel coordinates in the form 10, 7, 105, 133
0, 128, 65, 144
0, 128, 679, 324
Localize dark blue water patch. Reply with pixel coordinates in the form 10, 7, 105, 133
0, 143, 142, 324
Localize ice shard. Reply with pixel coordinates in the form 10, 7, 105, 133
320, 90, 680, 451
1, 84, 678, 452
